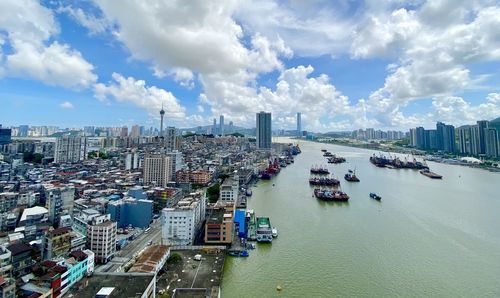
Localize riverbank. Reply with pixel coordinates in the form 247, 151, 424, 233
300, 137, 500, 173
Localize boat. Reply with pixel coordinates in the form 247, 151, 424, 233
309, 176, 340, 186
327, 156, 346, 164
321, 149, 327, 152
227, 251, 240, 257
369, 192, 381, 201
246, 189, 253, 196
313, 188, 349, 202
344, 170, 360, 182
419, 169, 443, 179
310, 166, 330, 175
272, 227, 278, 238
247, 243, 256, 250
239, 250, 249, 257
256, 217, 273, 243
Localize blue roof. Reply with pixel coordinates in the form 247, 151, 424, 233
234, 210, 246, 238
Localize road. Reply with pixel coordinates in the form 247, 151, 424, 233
95, 220, 163, 273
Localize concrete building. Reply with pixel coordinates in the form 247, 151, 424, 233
166, 150, 183, 181
6, 243, 33, 278
128, 245, 169, 274
130, 125, 140, 138
54, 136, 87, 164
161, 194, 206, 245
0, 246, 15, 298
44, 185, 74, 226
219, 177, 239, 204
164, 126, 177, 152
485, 128, 499, 158
87, 219, 117, 264
256, 111, 272, 150
0, 126, 12, 145
176, 170, 212, 185
124, 151, 140, 171
143, 153, 172, 187
107, 197, 153, 229
477, 120, 489, 155
42, 227, 72, 260
204, 207, 233, 244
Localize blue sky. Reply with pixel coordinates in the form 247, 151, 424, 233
0, 0, 499, 132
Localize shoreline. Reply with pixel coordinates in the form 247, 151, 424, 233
292, 137, 500, 173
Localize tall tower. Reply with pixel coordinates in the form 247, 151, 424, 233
296, 112, 302, 137
160, 103, 165, 136
256, 111, 272, 150
220, 115, 225, 136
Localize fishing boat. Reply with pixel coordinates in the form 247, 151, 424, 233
313, 188, 349, 202
369, 192, 381, 201
344, 170, 360, 182
239, 250, 249, 257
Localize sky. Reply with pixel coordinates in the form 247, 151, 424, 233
0, 0, 499, 132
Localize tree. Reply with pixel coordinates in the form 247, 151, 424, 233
206, 183, 220, 203
167, 253, 182, 264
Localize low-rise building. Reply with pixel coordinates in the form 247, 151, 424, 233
42, 227, 72, 260
204, 207, 233, 244
219, 177, 239, 204
128, 245, 170, 274
161, 194, 206, 245
6, 243, 33, 278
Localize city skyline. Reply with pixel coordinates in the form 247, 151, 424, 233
1, 1, 499, 132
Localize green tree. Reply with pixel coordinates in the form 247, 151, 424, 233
206, 183, 220, 203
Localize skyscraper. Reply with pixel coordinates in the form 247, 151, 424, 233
130, 125, 140, 138
220, 115, 225, 136
436, 122, 446, 150
0, 125, 12, 145
256, 111, 272, 150
443, 124, 456, 153
143, 153, 172, 187
297, 112, 302, 137
160, 103, 165, 136
477, 120, 489, 154
212, 118, 217, 135
485, 128, 499, 158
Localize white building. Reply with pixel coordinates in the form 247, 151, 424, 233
87, 219, 116, 264
143, 153, 172, 187
161, 194, 206, 245
54, 136, 87, 163
125, 151, 140, 170
219, 176, 239, 204
166, 150, 183, 180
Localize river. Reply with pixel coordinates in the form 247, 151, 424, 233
221, 139, 500, 297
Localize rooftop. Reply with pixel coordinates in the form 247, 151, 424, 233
20, 206, 48, 222
67, 273, 155, 298
128, 245, 169, 273
157, 249, 225, 298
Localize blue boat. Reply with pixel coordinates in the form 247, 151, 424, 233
227, 251, 240, 257
369, 192, 381, 201
239, 250, 249, 257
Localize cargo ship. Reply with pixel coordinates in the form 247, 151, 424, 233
313, 188, 349, 202
370, 154, 428, 170
419, 169, 443, 179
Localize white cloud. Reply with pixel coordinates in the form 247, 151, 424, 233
432, 93, 500, 125
58, 5, 109, 34
0, 0, 97, 89
60, 101, 74, 109
94, 73, 186, 120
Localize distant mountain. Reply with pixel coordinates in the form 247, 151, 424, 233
491, 116, 500, 123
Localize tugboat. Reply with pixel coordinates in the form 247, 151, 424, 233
313, 188, 349, 202
344, 170, 360, 182
369, 192, 382, 201
419, 169, 443, 179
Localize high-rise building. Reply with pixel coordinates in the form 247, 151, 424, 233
228, 121, 234, 134
107, 198, 153, 229
256, 111, 272, 150
160, 104, 165, 136
409, 128, 417, 147
443, 124, 456, 153
54, 137, 87, 164
130, 125, 140, 138
87, 219, 116, 264
212, 118, 217, 135
485, 128, 499, 158
120, 126, 128, 138
19, 125, 29, 137
415, 127, 426, 149
0, 125, 12, 145
220, 115, 225, 136
436, 122, 446, 150
477, 120, 489, 154
470, 125, 481, 156
161, 194, 206, 245
166, 150, 183, 180
143, 153, 172, 187
296, 112, 302, 136
45, 185, 75, 226
458, 126, 472, 154
125, 151, 140, 170
164, 127, 177, 152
